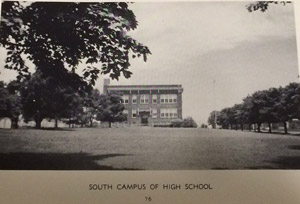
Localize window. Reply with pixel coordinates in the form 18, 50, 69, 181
171, 109, 178, 118
121, 95, 129, 104
160, 95, 165, 103
160, 94, 177, 104
171, 94, 177, 103
160, 109, 166, 118
152, 109, 157, 118
132, 110, 137, 118
160, 108, 178, 118
140, 95, 149, 104
132, 95, 137, 104
152, 95, 157, 104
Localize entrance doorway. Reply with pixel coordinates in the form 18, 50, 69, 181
139, 111, 150, 126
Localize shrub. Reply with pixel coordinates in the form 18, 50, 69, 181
170, 117, 198, 128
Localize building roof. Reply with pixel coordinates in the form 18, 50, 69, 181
105, 84, 183, 91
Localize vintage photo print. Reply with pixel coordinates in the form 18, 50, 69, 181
0, 0, 299, 171
1, 0, 300, 203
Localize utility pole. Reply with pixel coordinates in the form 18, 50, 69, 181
213, 79, 217, 129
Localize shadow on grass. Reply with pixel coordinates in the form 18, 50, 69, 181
23, 127, 76, 131
256, 131, 300, 137
248, 156, 300, 169
288, 145, 300, 151
0, 152, 141, 170
213, 145, 300, 170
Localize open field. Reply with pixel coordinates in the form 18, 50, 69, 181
0, 127, 300, 170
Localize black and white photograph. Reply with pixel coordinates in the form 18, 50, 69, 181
0, 1, 299, 171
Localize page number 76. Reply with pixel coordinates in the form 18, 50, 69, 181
145, 196, 152, 202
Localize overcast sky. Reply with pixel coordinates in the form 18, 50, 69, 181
0, 1, 299, 125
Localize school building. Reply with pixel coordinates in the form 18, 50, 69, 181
103, 79, 183, 126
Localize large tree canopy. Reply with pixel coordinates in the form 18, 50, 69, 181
0, 1, 151, 84
20, 71, 86, 128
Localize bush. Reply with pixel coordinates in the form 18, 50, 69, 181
201, 123, 208, 128
170, 117, 198, 128
170, 119, 183, 127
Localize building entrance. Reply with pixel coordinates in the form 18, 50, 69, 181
139, 111, 150, 126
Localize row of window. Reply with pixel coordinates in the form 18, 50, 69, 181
160, 108, 178, 119
123, 109, 178, 119
121, 94, 177, 104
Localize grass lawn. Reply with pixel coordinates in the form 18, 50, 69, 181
0, 127, 300, 170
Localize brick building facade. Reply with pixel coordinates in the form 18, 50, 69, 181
103, 79, 183, 126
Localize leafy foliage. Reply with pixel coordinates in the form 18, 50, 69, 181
96, 93, 127, 127
82, 89, 102, 127
171, 117, 198, 128
211, 83, 300, 134
207, 110, 219, 129
247, 1, 292, 12
0, 80, 22, 128
20, 71, 86, 128
0, 2, 151, 84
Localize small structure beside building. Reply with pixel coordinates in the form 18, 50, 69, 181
103, 79, 183, 127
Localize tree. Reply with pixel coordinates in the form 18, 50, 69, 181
247, 1, 292, 12
21, 71, 85, 128
181, 117, 198, 128
0, 2, 151, 84
242, 91, 269, 132
258, 88, 281, 133
200, 124, 208, 128
97, 94, 127, 127
0, 81, 10, 118
216, 108, 229, 129
207, 110, 219, 129
232, 104, 248, 131
82, 89, 102, 127
0, 80, 22, 128
6, 80, 22, 128
275, 83, 300, 134
217, 107, 236, 130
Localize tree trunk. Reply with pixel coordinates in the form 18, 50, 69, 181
241, 124, 244, 131
109, 122, 112, 128
55, 118, 58, 129
257, 123, 261, 133
249, 124, 251, 131
235, 123, 238, 130
35, 119, 42, 129
230, 124, 233, 130
268, 122, 272, 133
11, 117, 19, 129
90, 118, 93, 127
68, 119, 71, 128
283, 121, 288, 134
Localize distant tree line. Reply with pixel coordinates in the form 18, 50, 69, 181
208, 83, 300, 134
0, 72, 127, 129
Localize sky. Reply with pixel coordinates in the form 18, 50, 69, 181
0, 1, 299, 125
